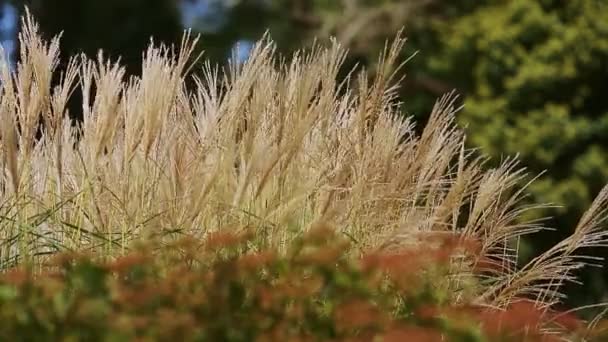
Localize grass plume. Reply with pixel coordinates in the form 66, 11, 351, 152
0, 10, 607, 315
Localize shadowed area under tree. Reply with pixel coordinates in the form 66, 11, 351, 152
10, 0, 183, 122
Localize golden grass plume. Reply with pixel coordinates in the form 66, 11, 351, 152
0, 10, 607, 312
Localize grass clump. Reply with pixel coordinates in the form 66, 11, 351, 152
1, 9, 608, 338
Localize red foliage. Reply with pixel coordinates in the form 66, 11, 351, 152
382, 326, 444, 342
0, 268, 29, 286
334, 300, 386, 333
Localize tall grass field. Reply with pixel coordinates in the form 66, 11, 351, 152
1, 11, 608, 341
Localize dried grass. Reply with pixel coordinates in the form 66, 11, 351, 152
0, 10, 607, 312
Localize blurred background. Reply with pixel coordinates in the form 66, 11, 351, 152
1, 0, 607, 314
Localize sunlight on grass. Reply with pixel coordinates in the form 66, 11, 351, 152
0, 10, 607, 316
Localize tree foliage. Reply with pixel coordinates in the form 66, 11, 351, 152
426, 0, 608, 306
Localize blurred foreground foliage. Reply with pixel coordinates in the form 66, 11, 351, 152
1, 226, 605, 341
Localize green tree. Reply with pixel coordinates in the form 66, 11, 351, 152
426, 0, 608, 309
